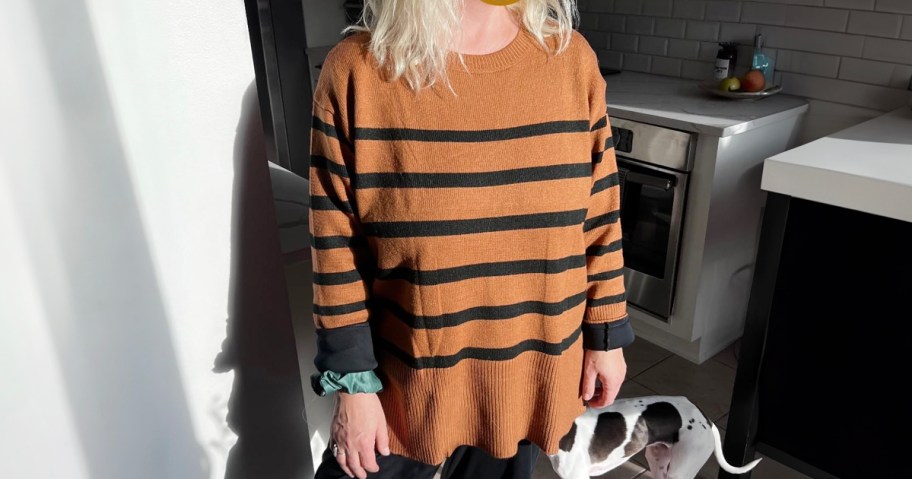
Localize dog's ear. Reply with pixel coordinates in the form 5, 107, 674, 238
558, 422, 577, 452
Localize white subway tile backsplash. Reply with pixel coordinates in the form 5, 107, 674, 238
686, 21, 721, 41
614, 0, 643, 15
674, 1, 706, 20
652, 56, 684, 76
585, 0, 614, 13
776, 50, 842, 77
612, 33, 640, 52
682, 59, 714, 79
698, 41, 720, 61
705, 1, 742, 22
847, 10, 902, 37
757, 25, 864, 56
824, 0, 875, 9
655, 18, 687, 38
875, 0, 912, 15
623, 53, 653, 72
627, 16, 656, 35
642, 0, 674, 17
668, 39, 702, 59
901, 16, 912, 39
862, 36, 912, 64
779, 71, 911, 110
639, 36, 669, 55
600, 14, 626, 33
719, 22, 757, 43
839, 57, 912, 86
784, 6, 849, 32
597, 49, 623, 70
583, 0, 911, 115
756, 0, 823, 5
741, 2, 787, 26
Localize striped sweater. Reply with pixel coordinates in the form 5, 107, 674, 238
307, 25, 634, 465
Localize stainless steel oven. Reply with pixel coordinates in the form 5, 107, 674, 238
610, 117, 694, 320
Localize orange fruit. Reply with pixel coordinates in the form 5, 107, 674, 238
740, 70, 766, 92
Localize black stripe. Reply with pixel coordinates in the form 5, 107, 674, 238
310, 195, 353, 214
592, 137, 615, 164
587, 268, 625, 282
375, 290, 588, 330
313, 269, 366, 286
589, 292, 626, 307
591, 172, 620, 195
378, 326, 583, 369
591, 115, 607, 132
356, 163, 591, 189
310, 235, 368, 250
375, 255, 586, 285
363, 209, 588, 238
310, 155, 350, 179
586, 239, 624, 257
583, 210, 621, 232
355, 120, 590, 143
313, 299, 369, 316
313, 116, 353, 149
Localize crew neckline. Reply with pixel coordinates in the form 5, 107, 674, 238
448, 25, 538, 73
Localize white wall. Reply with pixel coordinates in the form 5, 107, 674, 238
579, 0, 912, 143
0, 0, 252, 477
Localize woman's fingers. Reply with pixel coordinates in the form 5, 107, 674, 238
581, 365, 597, 401
359, 437, 381, 473
345, 449, 367, 479
376, 421, 391, 456
334, 442, 355, 478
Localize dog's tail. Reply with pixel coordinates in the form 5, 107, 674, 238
710, 423, 762, 474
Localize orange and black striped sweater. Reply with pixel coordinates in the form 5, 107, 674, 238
308, 26, 634, 465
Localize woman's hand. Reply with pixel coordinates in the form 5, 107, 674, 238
581, 348, 627, 408
331, 392, 390, 479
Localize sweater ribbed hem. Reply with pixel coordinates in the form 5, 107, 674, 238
376, 339, 587, 465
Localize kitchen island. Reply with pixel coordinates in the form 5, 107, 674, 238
721, 107, 912, 478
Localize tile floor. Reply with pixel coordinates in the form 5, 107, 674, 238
531, 338, 812, 479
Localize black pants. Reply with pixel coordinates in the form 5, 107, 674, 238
313, 440, 539, 479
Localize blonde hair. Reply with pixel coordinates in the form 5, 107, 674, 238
343, 0, 579, 92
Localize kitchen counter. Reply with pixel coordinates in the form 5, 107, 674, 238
604, 71, 808, 137
761, 106, 912, 223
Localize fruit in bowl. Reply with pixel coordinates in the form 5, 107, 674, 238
719, 77, 741, 92
740, 69, 766, 92
717, 69, 767, 93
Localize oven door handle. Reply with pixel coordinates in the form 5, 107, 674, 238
623, 171, 674, 191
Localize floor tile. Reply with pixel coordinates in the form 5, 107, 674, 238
633, 355, 736, 422
710, 340, 740, 370
716, 413, 729, 430
623, 337, 673, 378
617, 380, 659, 399
533, 447, 647, 479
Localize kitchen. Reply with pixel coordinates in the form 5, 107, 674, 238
251, 1, 912, 478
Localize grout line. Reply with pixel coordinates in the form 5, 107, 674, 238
629, 353, 673, 381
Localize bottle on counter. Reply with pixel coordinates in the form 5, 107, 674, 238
751, 34, 775, 85
713, 42, 738, 80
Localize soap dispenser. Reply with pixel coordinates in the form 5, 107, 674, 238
751, 34, 775, 85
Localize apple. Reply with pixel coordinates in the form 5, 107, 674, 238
740, 70, 766, 92
719, 77, 741, 92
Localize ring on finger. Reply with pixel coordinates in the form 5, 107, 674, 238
332, 442, 346, 457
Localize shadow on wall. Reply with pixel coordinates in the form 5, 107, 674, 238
215, 80, 314, 479
5, 0, 207, 477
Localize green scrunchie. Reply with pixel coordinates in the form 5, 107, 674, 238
311, 370, 384, 397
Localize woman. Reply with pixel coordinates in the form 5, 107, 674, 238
307, 1, 634, 478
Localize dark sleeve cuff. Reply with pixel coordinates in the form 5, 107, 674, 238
313, 322, 377, 373
582, 315, 635, 351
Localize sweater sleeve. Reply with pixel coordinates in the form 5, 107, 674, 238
308, 98, 379, 374
580, 53, 635, 351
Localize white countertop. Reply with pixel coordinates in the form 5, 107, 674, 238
761, 107, 912, 223
603, 72, 808, 137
